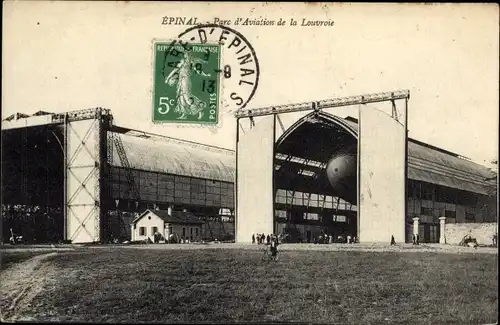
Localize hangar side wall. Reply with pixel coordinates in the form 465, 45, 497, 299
106, 167, 235, 240
108, 167, 234, 209
359, 106, 406, 243
236, 116, 275, 243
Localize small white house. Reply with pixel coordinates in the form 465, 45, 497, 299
131, 208, 204, 243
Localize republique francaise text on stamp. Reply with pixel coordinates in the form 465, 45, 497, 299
152, 24, 260, 125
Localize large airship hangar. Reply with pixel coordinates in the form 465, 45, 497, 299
1, 90, 497, 244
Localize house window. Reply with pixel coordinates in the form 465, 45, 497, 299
196, 228, 199, 237
152, 226, 158, 235
182, 227, 186, 237
190, 228, 193, 240
139, 227, 146, 236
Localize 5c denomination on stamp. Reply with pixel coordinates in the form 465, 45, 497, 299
153, 24, 260, 125
153, 42, 222, 124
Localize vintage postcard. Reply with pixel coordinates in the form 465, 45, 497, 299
1, 1, 498, 324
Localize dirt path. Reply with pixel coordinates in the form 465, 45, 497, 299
0, 252, 60, 322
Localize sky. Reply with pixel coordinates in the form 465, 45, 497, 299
2, 2, 499, 167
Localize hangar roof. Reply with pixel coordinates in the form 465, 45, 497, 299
110, 131, 235, 183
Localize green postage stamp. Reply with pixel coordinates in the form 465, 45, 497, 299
153, 41, 222, 125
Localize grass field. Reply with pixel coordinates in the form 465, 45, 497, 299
1, 247, 494, 324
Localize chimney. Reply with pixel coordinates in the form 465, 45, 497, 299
167, 206, 173, 216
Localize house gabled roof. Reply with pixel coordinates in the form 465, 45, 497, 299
132, 209, 204, 225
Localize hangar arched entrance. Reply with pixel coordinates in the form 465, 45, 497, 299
235, 90, 409, 244
274, 112, 359, 243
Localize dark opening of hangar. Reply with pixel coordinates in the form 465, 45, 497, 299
2, 125, 65, 242
274, 112, 359, 243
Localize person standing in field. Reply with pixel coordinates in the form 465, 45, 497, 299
270, 236, 279, 261
252, 234, 255, 244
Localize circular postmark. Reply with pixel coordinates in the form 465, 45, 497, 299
153, 24, 259, 125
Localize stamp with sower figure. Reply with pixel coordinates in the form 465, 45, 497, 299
153, 24, 260, 125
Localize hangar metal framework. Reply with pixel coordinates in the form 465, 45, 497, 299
1, 108, 235, 243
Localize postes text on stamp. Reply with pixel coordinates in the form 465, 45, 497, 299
153, 42, 221, 124
153, 24, 260, 125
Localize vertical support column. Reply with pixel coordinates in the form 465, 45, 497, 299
63, 113, 68, 241
234, 118, 239, 241
358, 103, 406, 243
272, 114, 277, 235
404, 98, 409, 242
413, 217, 420, 236
66, 114, 102, 243
439, 216, 446, 244
236, 115, 275, 243
356, 105, 362, 241
22, 127, 27, 207
95, 109, 103, 242
104, 114, 115, 242
97, 109, 104, 242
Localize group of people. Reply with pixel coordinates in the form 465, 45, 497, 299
252, 233, 280, 245
314, 233, 356, 244
252, 233, 280, 260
